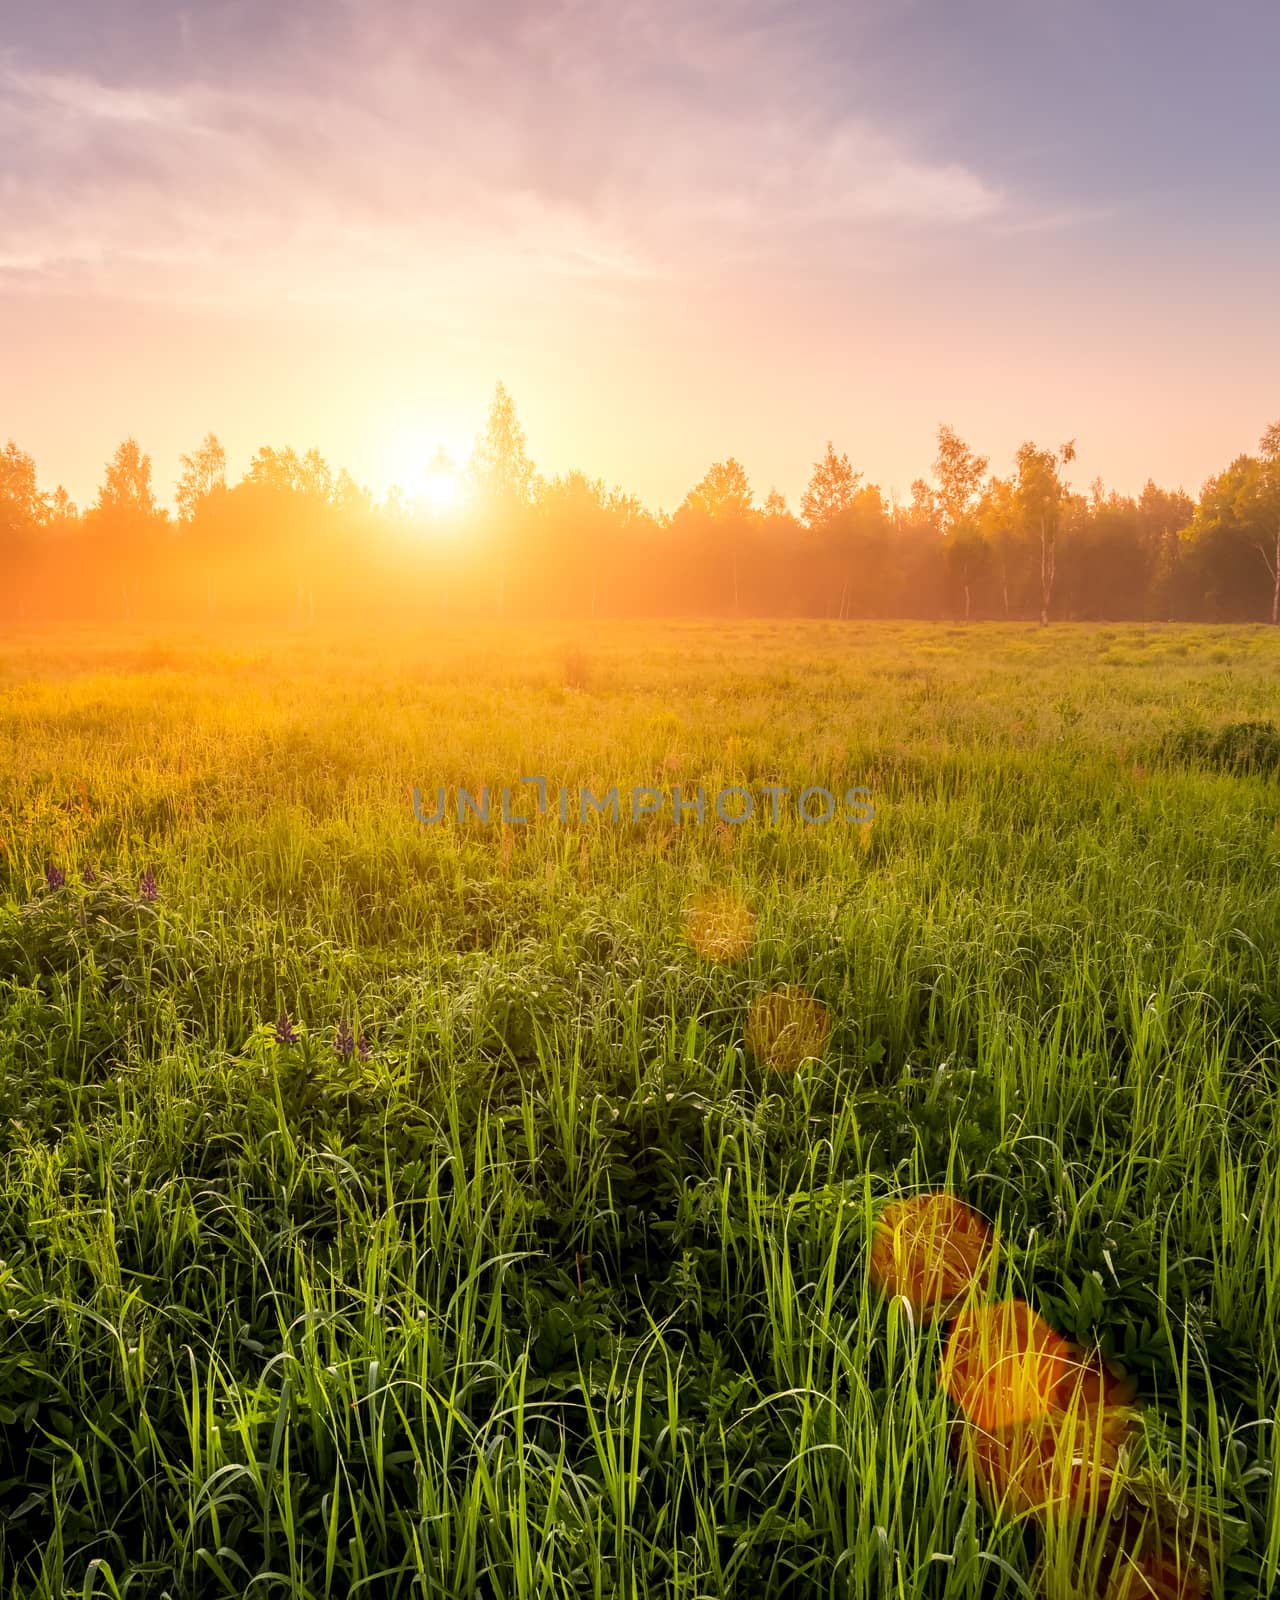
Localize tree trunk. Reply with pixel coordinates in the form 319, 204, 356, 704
1273, 529, 1279, 624
1039, 516, 1054, 625
1257, 529, 1280, 623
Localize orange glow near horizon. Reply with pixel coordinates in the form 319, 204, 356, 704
5, 2, 1280, 629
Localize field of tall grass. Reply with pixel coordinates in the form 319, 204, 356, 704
0, 621, 1277, 1599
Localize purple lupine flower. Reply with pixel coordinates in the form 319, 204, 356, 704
334, 1019, 355, 1061
81, 864, 96, 885
356, 1031, 371, 1062
274, 1006, 298, 1047
45, 864, 66, 890
138, 866, 159, 902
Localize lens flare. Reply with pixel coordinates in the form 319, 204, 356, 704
685, 888, 756, 961
956, 1390, 1135, 1519
867, 1191, 995, 1324
1105, 1551, 1206, 1600
747, 985, 831, 1073
940, 1298, 1077, 1431
945, 1301, 1142, 1522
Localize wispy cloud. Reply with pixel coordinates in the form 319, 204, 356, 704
5, 63, 194, 127
0, 3, 1012, 314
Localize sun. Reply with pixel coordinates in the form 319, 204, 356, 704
422, 462, 465, 516
379, 429, 471, 520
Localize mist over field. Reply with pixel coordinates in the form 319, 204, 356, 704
5, 403, 1280, 627
4, 1, 1280, 1596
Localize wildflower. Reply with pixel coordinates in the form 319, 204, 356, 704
334, 1019, 355, 1061
274, 1007, 298, 1046
139, 866, 158, 901
81, 864, 96, 885
356, 1031, 371, 1061
45, 864, 66, 890
868, 1191, 995, 1324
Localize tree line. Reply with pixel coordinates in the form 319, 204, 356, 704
3, 385, 1279, 624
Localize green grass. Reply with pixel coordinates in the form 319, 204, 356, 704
0, 620, 1277, 1598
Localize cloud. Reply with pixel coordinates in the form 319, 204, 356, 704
0, 3, 1010, 314
6, 64, 193, 127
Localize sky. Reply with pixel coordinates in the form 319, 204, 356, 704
2, 0, 1278, 515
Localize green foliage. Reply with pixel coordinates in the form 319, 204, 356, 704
1158, 718, 1280, 776
0, 623, 1277, 1596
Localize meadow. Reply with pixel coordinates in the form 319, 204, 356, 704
0, 620, 1277, 1600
